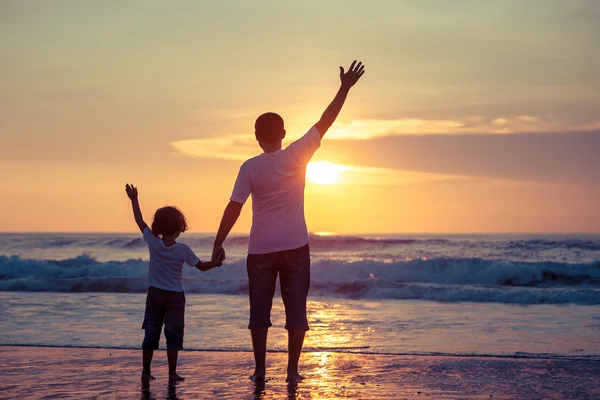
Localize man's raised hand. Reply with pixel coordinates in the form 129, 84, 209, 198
339, 60, 365, 89
315, 60, 366, 137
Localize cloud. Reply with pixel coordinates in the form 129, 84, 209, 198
171, 135, 470, 188
516, 115, 540, 123
491, 118, 509, 126
336, 165, 467, 187
170, 118, 600, 185
324, 115, 588, 138
324, 118, 466, 139
317, 130, 600, 185
171, 136, 256, 161
172, 114, 600, 160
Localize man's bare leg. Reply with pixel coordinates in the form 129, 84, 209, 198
286, 328, 306, 382
250, 327, 268, 381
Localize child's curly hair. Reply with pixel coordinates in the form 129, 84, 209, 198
151, 206, 188, 237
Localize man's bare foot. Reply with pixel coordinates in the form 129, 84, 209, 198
169, 373, 185, 382
285, 372, 305, 383
249, 374, 265, 382
141, 372, 156, 381
250, 369, 267, 382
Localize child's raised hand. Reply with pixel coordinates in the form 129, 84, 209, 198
125, 184, 139, 200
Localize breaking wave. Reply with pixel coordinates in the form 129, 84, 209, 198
1, 254, 599, 304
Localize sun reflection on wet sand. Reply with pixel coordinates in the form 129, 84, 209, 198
304, 304, 355, 351
2, 347, 599, 399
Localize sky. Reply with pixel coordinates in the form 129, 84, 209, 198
1, 0, 599, 233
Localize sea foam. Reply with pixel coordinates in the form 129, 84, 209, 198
1, 254, 599, 304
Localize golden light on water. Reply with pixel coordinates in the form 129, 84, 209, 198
306, 161, 347, 185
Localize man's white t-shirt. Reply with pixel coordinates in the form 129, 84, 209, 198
143, 227, 200, 292
230, 126, 322, 254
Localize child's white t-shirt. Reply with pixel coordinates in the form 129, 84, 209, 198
143, 227, 200, 292
230, 126, 322, 255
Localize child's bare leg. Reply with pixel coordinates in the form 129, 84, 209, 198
142, 349, 156, 380
167, 349, 185, 381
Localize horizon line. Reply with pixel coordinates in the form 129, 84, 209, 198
0, 231, 598, 236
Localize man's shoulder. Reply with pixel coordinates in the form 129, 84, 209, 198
284, 126, 321, 150
245, 154, 264, 163
240, 154, 265, 170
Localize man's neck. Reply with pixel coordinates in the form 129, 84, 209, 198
260, 141, 282, 153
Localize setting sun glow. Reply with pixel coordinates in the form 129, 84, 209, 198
1, 1, 599, 234
306, 161, 346, 185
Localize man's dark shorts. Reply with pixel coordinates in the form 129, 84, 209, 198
141, 286, 186, 350
247, 244, 310, 331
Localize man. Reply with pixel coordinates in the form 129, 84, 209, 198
212, 60, 365, 382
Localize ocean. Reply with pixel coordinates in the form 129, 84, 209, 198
1, 233, 599, 361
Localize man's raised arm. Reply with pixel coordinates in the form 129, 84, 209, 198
314, 60, 365, 137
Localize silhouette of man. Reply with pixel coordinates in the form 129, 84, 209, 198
212, 61, 365, 382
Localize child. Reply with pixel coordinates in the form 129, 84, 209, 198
125, 184, 223, 382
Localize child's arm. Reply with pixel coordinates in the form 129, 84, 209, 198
183, 246, 222, 272
195, 259, 222, 272
125, 184, 148, 233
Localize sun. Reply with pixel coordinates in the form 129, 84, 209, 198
306, 161, 346, 185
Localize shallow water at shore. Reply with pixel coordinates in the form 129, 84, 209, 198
2, 293, 599, 360
2, 346, 599, 399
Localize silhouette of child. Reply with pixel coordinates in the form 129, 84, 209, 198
125, 184, 223, 382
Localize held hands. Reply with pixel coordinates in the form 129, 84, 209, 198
212, 245, 226, 265
209, 248, 225, 269
339, 60, 365, 89
198, 247, 225, 271
125, 184, 138, 200
201, 259, 222, 271
197, 259, 222, 271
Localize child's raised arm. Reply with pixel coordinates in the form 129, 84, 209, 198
125, 184, 148, 233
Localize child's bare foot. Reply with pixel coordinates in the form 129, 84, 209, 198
285, 372, 305, 383
169, 373, 185, 382
141, 372, 156, 381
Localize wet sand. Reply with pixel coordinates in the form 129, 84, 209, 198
1, 346, 599, 399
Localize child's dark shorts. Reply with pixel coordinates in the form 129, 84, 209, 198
246, 244, 311, 331
141, 286, 185, 350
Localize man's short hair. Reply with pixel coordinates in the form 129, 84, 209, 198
255, 112, 284, 143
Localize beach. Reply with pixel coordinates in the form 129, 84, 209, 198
4, 0, 600, 397
2, 346, 599, 399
